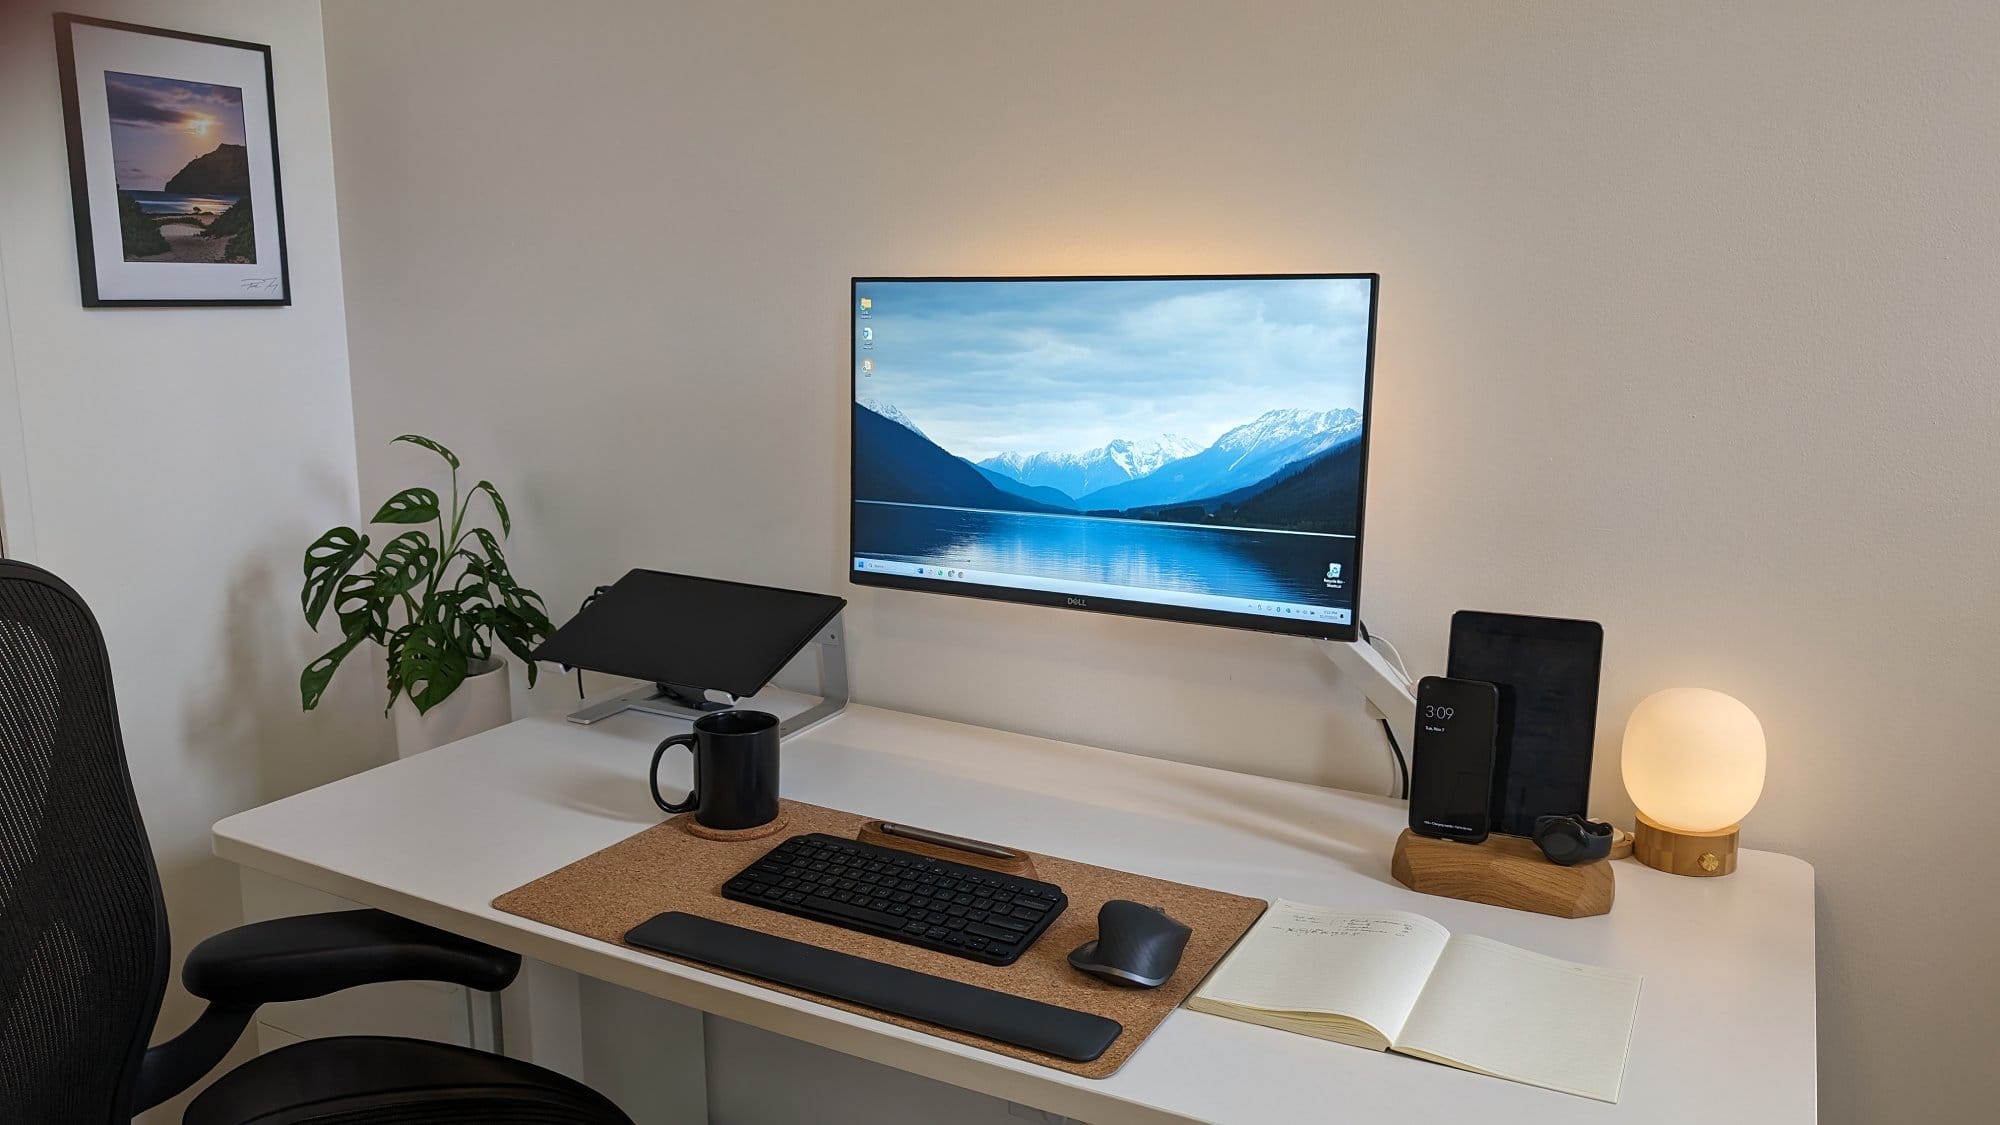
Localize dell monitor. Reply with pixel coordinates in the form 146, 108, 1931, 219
849, 273, 1377, 641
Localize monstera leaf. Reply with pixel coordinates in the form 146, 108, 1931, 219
471, 480, 510, 535
460, 527, 509, 575
300, 631, 366, 711
393, 433, 459, 469
301, 526, 369, 628
381, 621, 416, 710
333, 572, 389, 644
393, 617, 470, 714
431, 587, 494, 664
371, 487, 440, 525
374, 531, 437, 596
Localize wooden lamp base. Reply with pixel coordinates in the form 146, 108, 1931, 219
1631, 811, 1738, 877
1391, 830, 1614, 919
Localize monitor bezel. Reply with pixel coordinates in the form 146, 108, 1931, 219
848, 272, 1378, 643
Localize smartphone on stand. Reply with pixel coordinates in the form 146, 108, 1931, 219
1407, 676, 1501, 844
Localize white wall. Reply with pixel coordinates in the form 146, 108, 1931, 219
0, 1, 385, 1115
321, 2, 2000, 1121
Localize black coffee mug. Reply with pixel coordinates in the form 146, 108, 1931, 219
650, 709, 781, 830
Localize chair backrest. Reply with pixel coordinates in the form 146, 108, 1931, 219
0, 561, 168, 1124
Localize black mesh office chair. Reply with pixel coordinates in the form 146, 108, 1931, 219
0, 561, 632, 1124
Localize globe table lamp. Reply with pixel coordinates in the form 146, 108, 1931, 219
1621, 687, 1765, 877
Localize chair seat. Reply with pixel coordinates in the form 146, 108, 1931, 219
183, 1035, 631, 1124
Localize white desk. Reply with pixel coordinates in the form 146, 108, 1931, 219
213, 696, 1817, 1124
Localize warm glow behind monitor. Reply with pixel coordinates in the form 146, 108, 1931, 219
849, 274, 1377, 641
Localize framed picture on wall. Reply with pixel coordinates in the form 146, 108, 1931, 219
53, 14, 290, 307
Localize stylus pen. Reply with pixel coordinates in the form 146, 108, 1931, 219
878, 822, 1021, 861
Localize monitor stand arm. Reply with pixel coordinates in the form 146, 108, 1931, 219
567, 614, 850, 740
1317, 638, 1418, 789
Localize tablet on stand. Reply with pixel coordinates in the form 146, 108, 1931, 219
533, 569, 848, 739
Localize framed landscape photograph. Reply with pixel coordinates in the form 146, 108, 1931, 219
54, 14, 290, 306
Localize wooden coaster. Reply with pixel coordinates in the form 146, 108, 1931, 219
680, 810, 789, 842
493, 799, 1267, 1078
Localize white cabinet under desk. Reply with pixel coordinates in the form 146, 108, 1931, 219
212, 692, 1817, 1125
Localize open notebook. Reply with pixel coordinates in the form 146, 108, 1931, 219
1187, 900, 1642, 1103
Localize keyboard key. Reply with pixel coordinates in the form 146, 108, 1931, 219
1013, 895, 1054, 911
925, 927, 949, 940
986, 916, 1031, 933
808, 894, 904, 931
966, 922, 1022, 944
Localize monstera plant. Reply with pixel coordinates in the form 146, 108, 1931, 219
299, 434, 552, 714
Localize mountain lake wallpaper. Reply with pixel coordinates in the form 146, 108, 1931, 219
852, 278, 1375, 607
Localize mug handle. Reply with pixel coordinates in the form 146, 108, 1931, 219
650, 733, 700, 814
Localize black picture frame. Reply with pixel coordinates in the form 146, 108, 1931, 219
54, 13, 291, 307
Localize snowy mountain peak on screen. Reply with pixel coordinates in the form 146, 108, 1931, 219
1215, 408, 1362, 457
979, 434, 1201, 499
1067, 407, 1365, 511
860, 399, 927, 440
1102, 434, 1204, 477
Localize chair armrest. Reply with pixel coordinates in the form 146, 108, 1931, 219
182, 908, 521, 1007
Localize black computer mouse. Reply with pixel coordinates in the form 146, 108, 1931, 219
1067, 900, 1192, 988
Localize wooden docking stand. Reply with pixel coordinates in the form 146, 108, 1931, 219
1390, 829, 1615, 919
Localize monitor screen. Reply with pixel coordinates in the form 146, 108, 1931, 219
849, 274, 1377, 640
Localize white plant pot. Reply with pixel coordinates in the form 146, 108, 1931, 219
391, 658, 512, 758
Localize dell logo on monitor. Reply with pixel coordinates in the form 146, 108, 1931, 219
1066, 597, 1088, 607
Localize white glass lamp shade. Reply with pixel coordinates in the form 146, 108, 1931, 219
1621, 688, 1766, 833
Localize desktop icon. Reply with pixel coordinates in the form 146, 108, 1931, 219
861, 326, 874, 349
861, 358, 874, 375
1326, 563, 1342, 579
859, 297, 872, 317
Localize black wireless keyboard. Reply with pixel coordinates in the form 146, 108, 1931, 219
719, 832, 1067, 965
627, 912, 1122, 1062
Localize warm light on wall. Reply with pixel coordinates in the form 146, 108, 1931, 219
1621, 687, 1765, 877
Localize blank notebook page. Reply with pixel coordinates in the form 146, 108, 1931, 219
1394, 933, 1643, 1103
1194, 903, 1449, 1044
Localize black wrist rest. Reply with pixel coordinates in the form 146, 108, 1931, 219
625, 912, 1122, 1063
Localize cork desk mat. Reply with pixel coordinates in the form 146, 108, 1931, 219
492, 799, 1268, 1078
